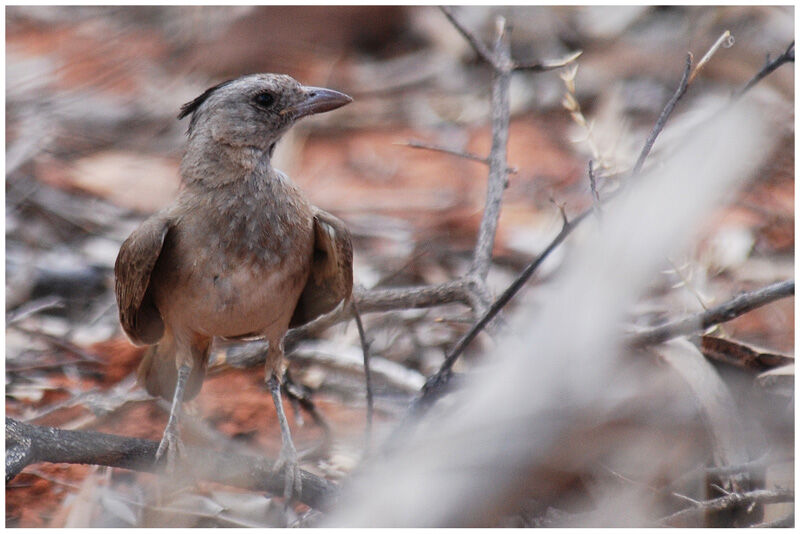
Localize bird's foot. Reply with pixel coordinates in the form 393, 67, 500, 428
273, 442, 302, 502
155, 423, 187, 476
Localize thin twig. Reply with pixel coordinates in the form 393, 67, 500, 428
632, 53, 693, 174
6, 296, 65, 325
629, 279, 794, 348
351, 301, 374, 447
439, 6, 497, 68
734, 41, 794, 99
401, 140, 518, 174
514, 49, 583, 72
689, 30, 734, 84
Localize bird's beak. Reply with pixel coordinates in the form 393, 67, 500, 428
281, 87, 352, 119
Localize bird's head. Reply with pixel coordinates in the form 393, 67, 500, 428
178, 73, 352, 156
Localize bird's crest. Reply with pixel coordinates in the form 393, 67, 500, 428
178, 79, 235, 133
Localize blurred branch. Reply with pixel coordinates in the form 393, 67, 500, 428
6, 296, 65, 325
734, 40, 794, 99
749, 512, 794, 528
659, 488, 793, 526
629, 280, 794, 348
9, 323, 107, 365
5, 417, 336, 510
439, 6, 497, 68
653, 339, 751, 493
513, 49, 583, 72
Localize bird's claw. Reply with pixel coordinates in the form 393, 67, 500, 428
155, 424, 186, 476
273, 443, 302, 502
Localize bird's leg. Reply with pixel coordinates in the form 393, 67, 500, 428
267, 372, 302, 501
156, 362, 192, 473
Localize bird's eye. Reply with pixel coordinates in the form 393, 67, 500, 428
254, 91, 275, 109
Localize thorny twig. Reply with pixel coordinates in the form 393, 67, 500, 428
629, 279, 794, 348
734, 40, 794, 99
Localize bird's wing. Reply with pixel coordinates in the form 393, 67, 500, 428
290, 209, 353, 328
114, 214, 171, 345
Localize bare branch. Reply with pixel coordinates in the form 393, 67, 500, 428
633, 53, 693, 174
630, 279, 794, 348
439, 6, 497, 68
470, 16, 512, 281
5, 417, 336, 510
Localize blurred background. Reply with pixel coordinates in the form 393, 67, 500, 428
5, 6, 793, 527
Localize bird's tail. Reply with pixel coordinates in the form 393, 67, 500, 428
136, 332, 209, 401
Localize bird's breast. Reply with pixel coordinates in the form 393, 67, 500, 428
151, 176, 315, 339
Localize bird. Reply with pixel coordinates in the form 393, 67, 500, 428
113, 73, 353, 499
